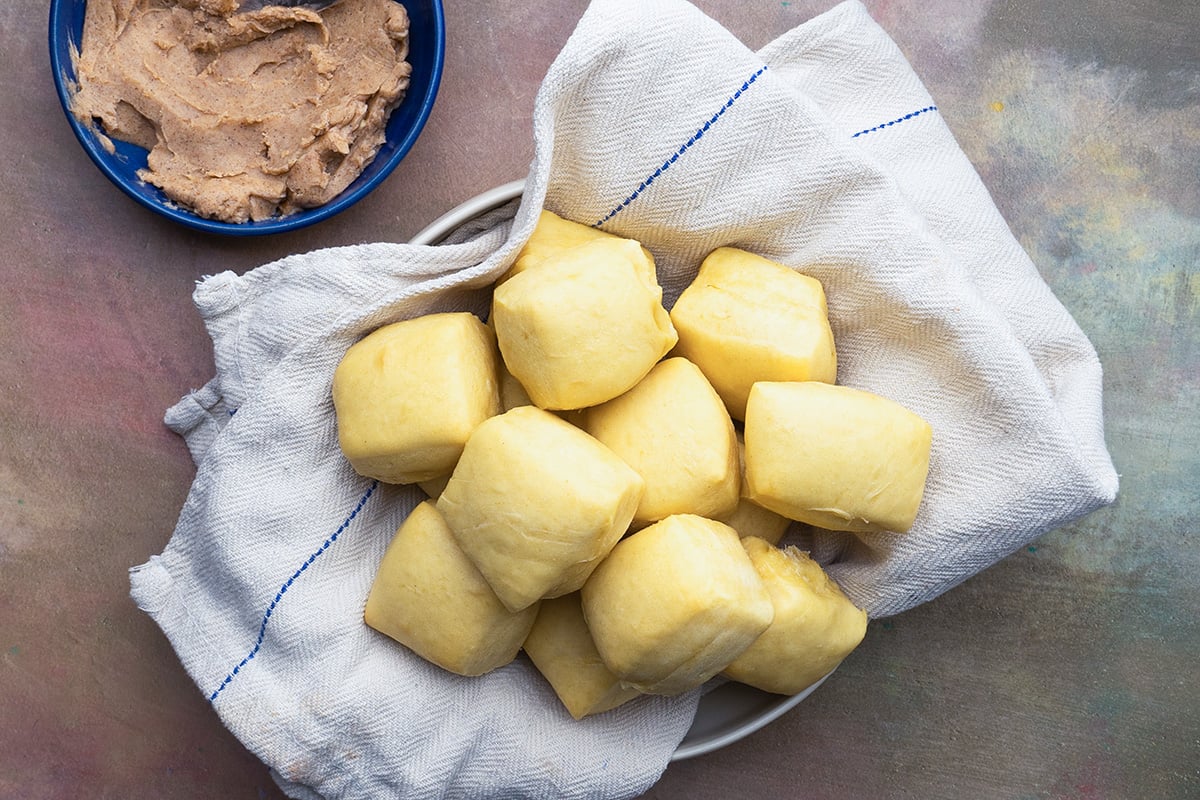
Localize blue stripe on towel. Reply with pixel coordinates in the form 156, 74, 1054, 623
593, 65, 769, 228
208, 480, 379, 703
851, 105, 937, 138
592, 78, 935, 227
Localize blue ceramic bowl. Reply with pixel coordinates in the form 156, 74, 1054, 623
49, 0, 445, 236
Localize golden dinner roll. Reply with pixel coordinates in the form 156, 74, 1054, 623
722, 538, 867, 695
744, 381, 933, 533
437, 406, 644, 612
523, 593, 642, 720
364, 502, 538, 677
333, 312, 501, 484
669, 247, 836, 419
584, 357, 739, 526
491, 238, 677, 410
501, 209, 657, 287
581, 514, 774, 696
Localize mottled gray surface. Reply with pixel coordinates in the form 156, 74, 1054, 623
1, 1, 1197, 798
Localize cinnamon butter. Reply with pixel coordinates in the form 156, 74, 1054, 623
70, 0, 411, 223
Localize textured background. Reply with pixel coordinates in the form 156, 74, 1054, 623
1, 0, 1197, 798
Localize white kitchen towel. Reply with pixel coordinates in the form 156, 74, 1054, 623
131, 1, 1119, 798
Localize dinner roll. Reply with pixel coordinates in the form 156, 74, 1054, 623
584, 357, 739, 526
501, 209, 657, 287
581, 514, 774, 696
744, 381, 933, 533
723, 537, 867, 695
491, 238, 677, 410
333, 312, 500, 484
437, 406, 644, 611
364, 502, 538, 677
523, 592, 642, 720
669, 247, 836, 420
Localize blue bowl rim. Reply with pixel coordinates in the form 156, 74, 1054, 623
48, 0, 446, 237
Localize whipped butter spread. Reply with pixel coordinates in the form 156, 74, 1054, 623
71, 0, 412, 223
